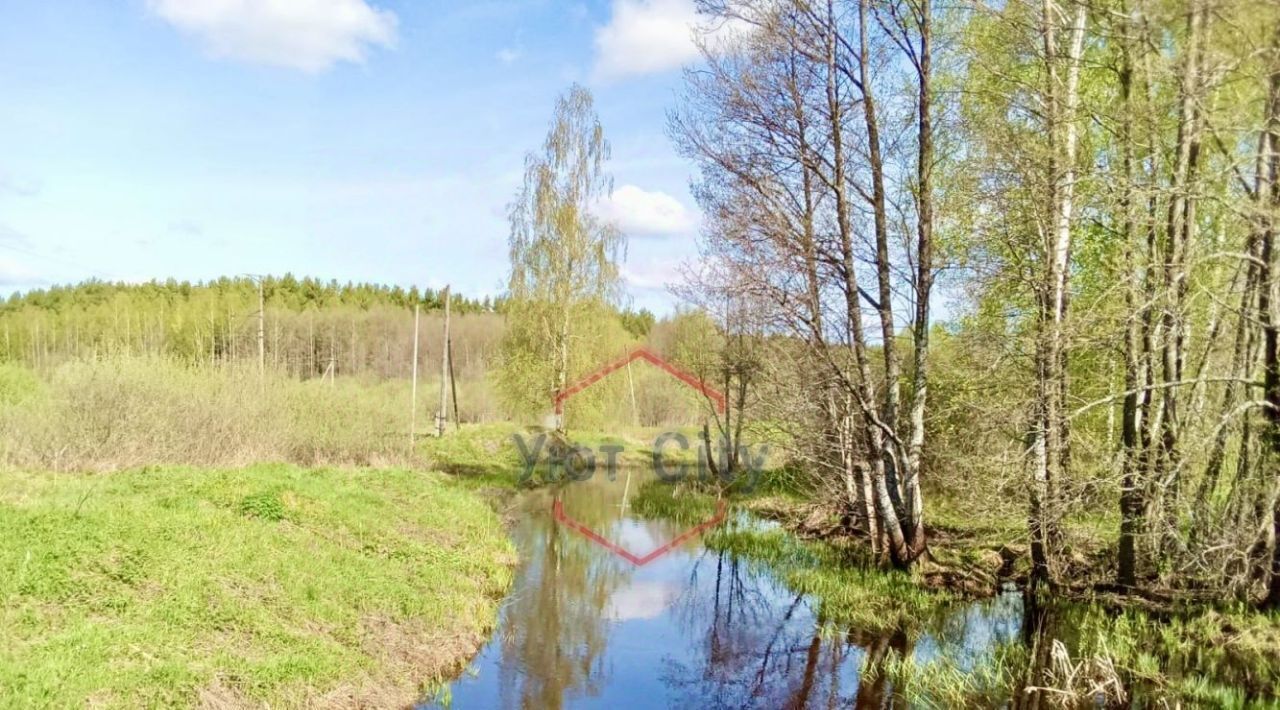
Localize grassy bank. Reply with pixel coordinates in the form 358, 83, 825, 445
0, 464, 514, 708
418, 423, 719, 489
631, 475, 952, 632
706, 523, 951, 632
634, 477, 1280, 706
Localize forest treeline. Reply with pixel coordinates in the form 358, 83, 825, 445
658, 0, 1280, 609
0, 277, 503, 379
1, 276, 663, 379
0, 272, 682, 430
0, 276, 656, 383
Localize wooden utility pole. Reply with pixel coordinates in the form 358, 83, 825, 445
257, 278, 265, 378
627, 359, 639, 426
437, 285, 451, 437
410, 303, 421, 448
328, 323, 336, 385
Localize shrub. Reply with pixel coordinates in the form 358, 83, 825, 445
0, 356, 419, 471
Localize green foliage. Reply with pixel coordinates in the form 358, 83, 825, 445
506, 84, 622, 307
4, 275, 496, 316
0, 276, 503, 381
416, 422, 528, 482
1068, 604, 1280, 702
0, 356, 425, 471
865, 643, 1026, 709
0, 465, 513, 707
497, 299, 637, 427
663, 309, 721, 374
618, 308, 655, 337
500, 84, 631, 429
238, 489, 287, 521
631, 479, 721, 524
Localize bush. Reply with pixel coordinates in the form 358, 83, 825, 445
0, 362, 40, 404
0, 356, 421, 471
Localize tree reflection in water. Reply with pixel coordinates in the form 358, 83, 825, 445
430, 471, 1026, 709
658, 549, 916, 709
492, 485, 631, 708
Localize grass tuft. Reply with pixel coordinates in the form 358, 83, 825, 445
238, 490, 287, 522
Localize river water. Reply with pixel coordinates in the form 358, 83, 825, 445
427, 469, 1025, 709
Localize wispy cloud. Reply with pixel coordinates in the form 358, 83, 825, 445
0, 255, 47, 289
595, 184, 697, 238
0, 171, 41, 198
496, 47, 522, 64
605, 580, 679, 620
168, 219, 205, 237
147, 0, 398, 73
622, 256, 684, 292
0, 222, 31, 247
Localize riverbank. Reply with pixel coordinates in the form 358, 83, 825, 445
0, 464, 514, 708
418, 425, 1280, 704
631, 476, 1280, 705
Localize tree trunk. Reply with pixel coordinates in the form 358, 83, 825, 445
1030, 0, 1086, 586
1117, 0, 1144, 588
1260, 34, 1280, 608
903, 0, 934, 557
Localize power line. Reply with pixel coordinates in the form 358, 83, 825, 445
0, 240, 119, 281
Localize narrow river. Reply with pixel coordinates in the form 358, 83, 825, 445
427, 469, 1024, 708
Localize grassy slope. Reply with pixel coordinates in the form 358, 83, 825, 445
0, 465, 514, 708
418, 422, 711, 487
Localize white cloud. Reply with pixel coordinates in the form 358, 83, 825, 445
605, 580, 679, 620
621, 257, 684, 292
496, 47, 522, 64
595, 184, 697, 237
148, 0, 398, 73
592, 0, 746, 81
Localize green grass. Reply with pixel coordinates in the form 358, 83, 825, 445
417, 422, 529, 484
0, 363, 39, 406
631, 479, 721, 524
705, 523, 952, 632
1066, 603, 1280, 704
864, 643, 1027, 709
419, 423, 724, 490
632, 474, 950, 632
625, 458, 1280, 707
0, 464, 515, 708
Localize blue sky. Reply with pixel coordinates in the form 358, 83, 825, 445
0, 0, 714, 313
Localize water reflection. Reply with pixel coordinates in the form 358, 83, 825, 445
428, 471, 1024, 709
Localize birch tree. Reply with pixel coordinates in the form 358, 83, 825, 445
501, 85, 626, 430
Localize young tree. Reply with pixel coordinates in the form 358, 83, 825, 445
500, 85, 626, 431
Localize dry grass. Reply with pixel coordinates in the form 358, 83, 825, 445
0, 357, 450, 472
